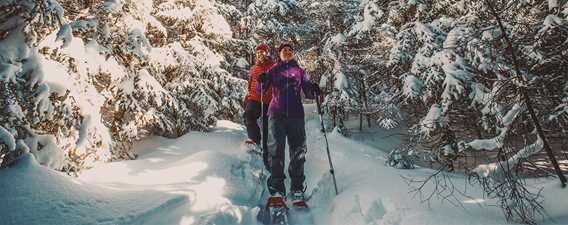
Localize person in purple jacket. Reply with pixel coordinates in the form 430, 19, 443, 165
258, 42, 319, 208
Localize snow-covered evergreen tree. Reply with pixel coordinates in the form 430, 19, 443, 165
346, 0, 568, 177
1, 0, 249, 171
243, 0, 310, 47
1, 0, 74, 170
353, 0, 568, 222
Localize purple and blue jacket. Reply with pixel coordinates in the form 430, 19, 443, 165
257, 59, 315, 119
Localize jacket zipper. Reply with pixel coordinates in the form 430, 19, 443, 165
286, 64, 289, 117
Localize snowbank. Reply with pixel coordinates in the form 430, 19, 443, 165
1, 107, 568, 225
0, 153, 187, 225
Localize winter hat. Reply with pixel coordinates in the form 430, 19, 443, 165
277, 42, 293, 53
255, 43, 269, 52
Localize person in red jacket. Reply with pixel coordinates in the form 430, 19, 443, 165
243, 43, 275, 157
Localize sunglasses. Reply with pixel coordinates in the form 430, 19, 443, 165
281, 47, 293, 52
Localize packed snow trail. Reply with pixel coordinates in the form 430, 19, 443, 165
1, 104, 568, 225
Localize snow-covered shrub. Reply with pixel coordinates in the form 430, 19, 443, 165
386, 147, 416, 169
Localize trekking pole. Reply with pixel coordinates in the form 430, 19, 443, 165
314, 88, 339, 195
260, 77, 269, 170
256, 76, 269, 204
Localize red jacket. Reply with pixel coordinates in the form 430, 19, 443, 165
245, 59, 274, 104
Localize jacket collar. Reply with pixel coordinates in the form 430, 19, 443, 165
279, 59, 298, 67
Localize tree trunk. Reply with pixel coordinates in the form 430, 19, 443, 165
359, 112, 363, 131
362, 77, 371, 128
332, 106, 337, 127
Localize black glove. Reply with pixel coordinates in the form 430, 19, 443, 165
257, 73, 267, 84
313, 85, 321, 95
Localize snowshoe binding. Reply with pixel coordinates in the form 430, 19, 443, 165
258, 195, 288, 225
290, 191, 308, 208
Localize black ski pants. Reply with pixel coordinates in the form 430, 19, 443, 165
267, 117, 307, 195
244, 100, 269, 147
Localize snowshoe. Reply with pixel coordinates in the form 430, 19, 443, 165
257, 195, 288, 225
287, 191, 314, 225
242, 139, 262, 155
244, 138, 255, 145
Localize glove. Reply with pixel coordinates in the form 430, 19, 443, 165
257, 73, 267, 84
313, 85, 321, 95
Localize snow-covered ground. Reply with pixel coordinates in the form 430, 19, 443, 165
1, 104, 568, 225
